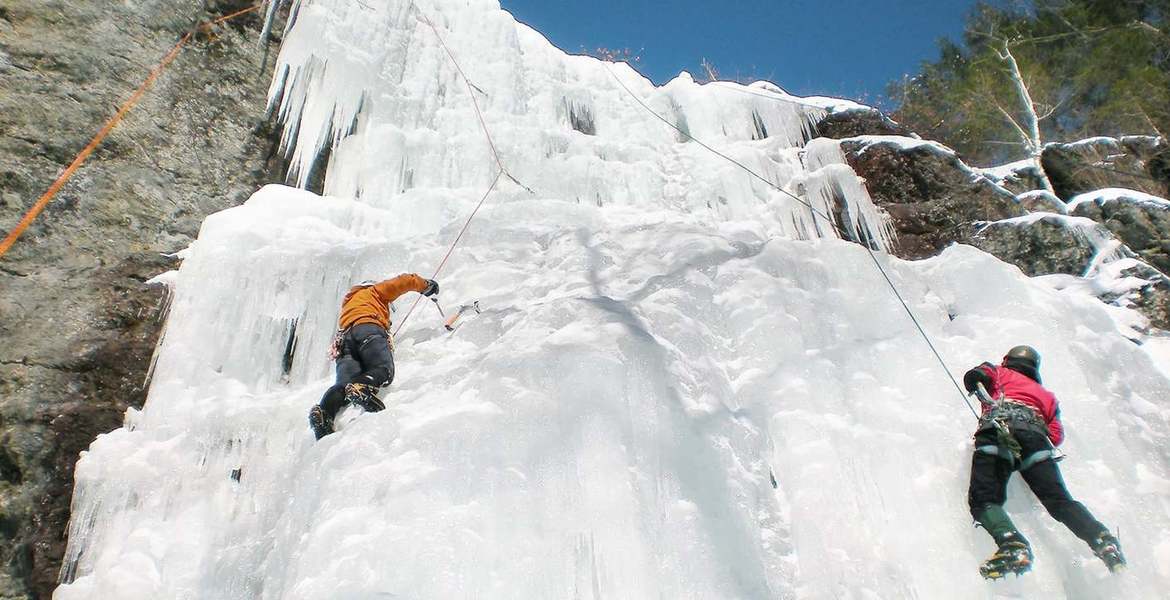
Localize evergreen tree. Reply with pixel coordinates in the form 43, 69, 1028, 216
891, 0, 1170, 166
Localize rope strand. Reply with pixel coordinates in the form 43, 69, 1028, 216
393, 170, 504, 337
605, 63, 978, 416
0, 3, 264, 260
393, 4, 536, 334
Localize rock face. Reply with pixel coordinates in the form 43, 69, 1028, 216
1068, 190, 1170, 276
835, 137, 1026, 259
969, 202, 1170, 331
1015, 190, 1066, 214
809, 112, 1169, 331
1041, 137, 1170, 201
813, 108, 911, 139
970, 215, 1101, 277
0, 2, 282, 598
1129, 271, 1170, 331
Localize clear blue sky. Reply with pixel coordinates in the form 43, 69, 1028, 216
498, 0, 982, 107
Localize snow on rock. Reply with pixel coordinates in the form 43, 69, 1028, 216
1067, 188, 1170, 277
1017, 189, 1067, 213
975, 159, 1047, 196
981, 212, 1122, 263
56, 1, 1170, 599
1067, 187, 1170, 212
837, 135, 1024, 260
975, 158, 1035, 183
846, 134, 957, 158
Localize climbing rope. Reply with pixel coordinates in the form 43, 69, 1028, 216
392, 5, 534, 335
391, 14, 978, 415
0, 4, 264, 261
605, 64, 980, 418
417, 9, 503, 173
393, 169, 504, 337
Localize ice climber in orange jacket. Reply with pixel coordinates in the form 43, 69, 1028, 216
309, 274, 438, 439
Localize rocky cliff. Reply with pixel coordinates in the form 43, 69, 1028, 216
816, 110, 1170, 332
0, 1, 281, 597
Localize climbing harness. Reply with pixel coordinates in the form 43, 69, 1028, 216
0, 4, 264, 260
327, 329, 346, 360
972, 382, 1057, 470
327, 326, 395, 360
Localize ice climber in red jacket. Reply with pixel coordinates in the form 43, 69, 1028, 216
963, 345, 1125, 579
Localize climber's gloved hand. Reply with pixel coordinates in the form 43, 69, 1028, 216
422, 279, 440, 297
963, 366, 993, 394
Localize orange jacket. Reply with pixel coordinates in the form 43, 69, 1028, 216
338, 274, 429, 330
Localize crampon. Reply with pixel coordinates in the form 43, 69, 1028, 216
980, 541, 1033, 580
1092, 534, 1126, 573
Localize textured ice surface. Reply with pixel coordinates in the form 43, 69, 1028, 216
56, 1, 1170, 599
261, 0, 890, 249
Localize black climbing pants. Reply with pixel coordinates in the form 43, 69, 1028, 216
318, 323, 394, 420
967, 428, 1107, 545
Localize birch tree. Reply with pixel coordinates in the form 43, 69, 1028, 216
891, 0, 1170, 167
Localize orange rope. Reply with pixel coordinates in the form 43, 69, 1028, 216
205, 4, 263, 28
0, 4, 263, 260
393, 169, 505, 337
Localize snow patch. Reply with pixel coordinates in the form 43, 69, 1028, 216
1067, 187, 1170, 212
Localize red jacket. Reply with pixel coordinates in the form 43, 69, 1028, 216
975, 363, 1064, 446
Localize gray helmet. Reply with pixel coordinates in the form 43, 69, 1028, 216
1003, 345, 1040, 370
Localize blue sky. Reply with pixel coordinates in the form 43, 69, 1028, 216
498, 0, 982, 107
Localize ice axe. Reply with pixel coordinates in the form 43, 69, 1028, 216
429, 296, 446, 319
443, 301, 481, 332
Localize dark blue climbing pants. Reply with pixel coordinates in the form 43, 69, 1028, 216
968, 428, 1106, 545
318, 323, 394, 420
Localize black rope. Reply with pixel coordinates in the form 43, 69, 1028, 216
862, 249, 980, 418
606, 64, 980, 418
392, 9, 980, 417
604, 66, 838, 231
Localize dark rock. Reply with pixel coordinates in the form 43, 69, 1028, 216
983, 162, 1047, 196
1041, 137, 1170, 201
970, 214, 1101, 276
0, 2, 285, 598
1069, 190, 1170, 275
814, 108, 912, 140
971, 211, 1170, 330
1129, 274, 1170, 331
1015, 190, 1066, 214
839, 137, 1026, 259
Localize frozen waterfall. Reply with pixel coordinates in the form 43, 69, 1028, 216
56, 1, 1170, 599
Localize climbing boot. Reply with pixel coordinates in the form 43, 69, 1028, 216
345, 382, 385, 413
308, 405, 334, 440
980, 532, 1033, 580
1091, 532, 1126, 573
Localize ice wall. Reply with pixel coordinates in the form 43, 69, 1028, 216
263, 0, 889, 249
56, 1, 1170, 599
